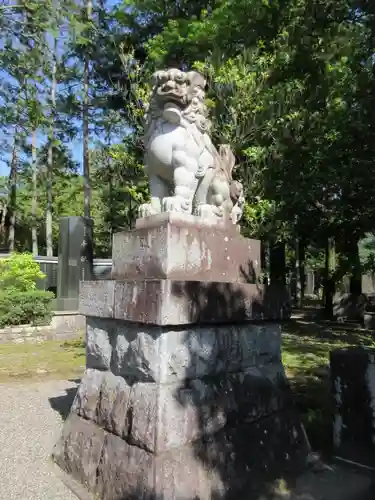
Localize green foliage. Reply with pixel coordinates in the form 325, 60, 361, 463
0, 253, 45, 292
0, 289, 54, 327
0, 253, 54, 327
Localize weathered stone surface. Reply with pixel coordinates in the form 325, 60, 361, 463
52, 413, 105, 492
112, 218, 260, 283
110, 321, 281, 383
127, 363, 289, 454
194, 409, 309, 499
80, 279, 291, 325
55, 410, 308, 500
72, 369, 133, 439
97, 372, 133, 439
86, 317, 112, 370
70, 362, 289, 456
96, 433, 154, 500
331, 347, 375, 451
71, 368, 105, 420
107, 376, 133, 438
79, 280, 115, 317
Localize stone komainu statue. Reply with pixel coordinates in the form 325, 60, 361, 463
139, 68, 245, 224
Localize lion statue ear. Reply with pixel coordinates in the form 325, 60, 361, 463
151, 70, 168, 86
218, 144, 236, 177
186, 71, 206, 90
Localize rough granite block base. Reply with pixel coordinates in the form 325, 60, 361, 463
53, 321, 310, 499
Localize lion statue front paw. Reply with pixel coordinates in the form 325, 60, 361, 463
162, 196, 192, 213
138, 203, 158, 218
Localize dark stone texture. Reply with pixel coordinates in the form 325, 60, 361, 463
54, 411, 308, 500
72, 369, 133, 439
67, 364, 291, 456
128, 366, 290, 454
96, 433, 154, 500
111, 215, 261, 283
364, 312, 375, 330
331, 347, 375, 452
52, 413, 105, 492
86, 320, 281, 384
86, 317, 112, 369
194, 409, 309, 499
97, 372, 133, 439
80, 280, 291, 325
333, 293, 367, 321
71, 368, 105, 420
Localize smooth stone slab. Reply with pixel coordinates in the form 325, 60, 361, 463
80, 280, 291, 325
112, 215, 260, 283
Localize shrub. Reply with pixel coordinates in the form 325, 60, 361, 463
0, 252, 46, 292
0, 290, 54, 327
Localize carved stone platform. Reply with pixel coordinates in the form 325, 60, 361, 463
112, 212, 261, 283
52, 216, 308, 499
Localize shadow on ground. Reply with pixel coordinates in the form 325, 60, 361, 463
49, 380, 79, 420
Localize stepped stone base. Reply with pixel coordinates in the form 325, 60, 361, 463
53, 322, 309, 499
53, 218, 306, 499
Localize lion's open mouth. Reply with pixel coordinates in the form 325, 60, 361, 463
156, 88, 187, 106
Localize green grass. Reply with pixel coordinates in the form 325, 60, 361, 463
282, 317, 375, 451
0, 338, 85, 382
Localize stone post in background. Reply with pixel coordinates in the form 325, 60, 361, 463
331, 347, 375, 468
57, 216, 93, 311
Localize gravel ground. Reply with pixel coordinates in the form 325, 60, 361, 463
0, 378, 374, 500
0, 379, 79, 500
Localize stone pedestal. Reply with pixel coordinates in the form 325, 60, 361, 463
53, 216, 308, 499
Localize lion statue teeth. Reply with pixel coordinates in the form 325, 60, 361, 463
138, 68, 245, 225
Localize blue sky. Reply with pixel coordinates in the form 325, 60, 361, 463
0, 0, 123, 178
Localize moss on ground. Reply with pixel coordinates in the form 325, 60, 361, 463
0, 338, 85, 382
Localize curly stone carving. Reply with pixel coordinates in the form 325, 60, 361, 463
139, 68, 245, 224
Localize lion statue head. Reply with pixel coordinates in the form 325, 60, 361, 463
145, 68, 211, 134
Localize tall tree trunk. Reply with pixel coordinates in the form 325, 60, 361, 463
46, 39, 57, 257
347, 239, 362, 295
83, 0, 92, 221
81, 0, 93, 279
324, 237, 336, 316
270, 241, 286, 286
31, 129, 38, 256
8, 135, 18, 252
296, 237, 306, 307
0, 201, 6, 246
106, 134, 114, 254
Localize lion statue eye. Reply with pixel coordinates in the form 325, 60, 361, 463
158, 71, 168, 83
175, 72, 186, 83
